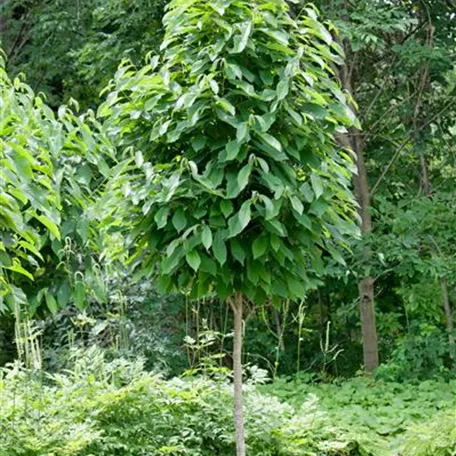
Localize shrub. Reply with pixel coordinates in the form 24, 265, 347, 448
374, 324, 454, 382
0, 362, 100, 455
0, 349, 383, 456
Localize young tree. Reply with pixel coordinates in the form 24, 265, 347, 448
0, 55, 61, 312
101, 0, 359, 453
0, 53, 113, 318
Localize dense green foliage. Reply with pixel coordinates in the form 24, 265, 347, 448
401, 411, 456, 456
317, 0, 456, 376
0, 0, 455, 454
264, 375, 456, 453
2, 350, 455, 456
0, 56, 114, 318
100, 0, 358, 304
0, 0, 165, 107
0, 55, 60, 310
1, 4, 454, 376
0, 350, 384, 456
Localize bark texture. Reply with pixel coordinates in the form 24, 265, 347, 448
358, 276, 379, 371
352, 133, 379, 373
232, 293, 246, 456
337, 127, 380, 373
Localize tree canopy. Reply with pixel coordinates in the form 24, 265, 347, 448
100, 0, 359, 305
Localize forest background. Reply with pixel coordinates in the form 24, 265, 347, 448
0, 1, 455, 455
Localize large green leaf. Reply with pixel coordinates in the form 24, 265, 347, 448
212, 231, 227, 266
172, 208, 188, 232
202, 225, 213, 250
252, 235, 268, 259
228, 201, 252, 238
186, 250, 201, 272
231, 22, 252, 54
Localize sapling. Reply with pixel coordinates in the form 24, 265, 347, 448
101, 1, 359, 453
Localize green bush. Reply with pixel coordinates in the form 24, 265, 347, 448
373, 321, 454, 382
0, 349, 383, 456
0, 362, 100, 455
39, 283, 188, 376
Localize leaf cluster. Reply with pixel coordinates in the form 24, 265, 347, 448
0, 55, 115, 315
101, 0, 359, 304
0, 56, 61, 311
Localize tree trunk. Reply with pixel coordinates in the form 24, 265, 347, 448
441, 280, 455, 362
338, 128, 380, 373
353, 133, 379, 373
273, 307, 285, 352
335, 18, 380, 373
359, 276, 379, 371
232, 292, 246, 456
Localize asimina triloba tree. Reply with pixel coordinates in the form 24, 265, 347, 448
100, 0, 359, 453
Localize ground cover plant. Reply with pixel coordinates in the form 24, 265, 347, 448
1, 350, 454, 456
263, 375, 456, 455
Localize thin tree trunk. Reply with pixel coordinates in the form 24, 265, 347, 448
273, 308, 285, 352
232, 292, 246, 456
440, 279, 455, 362
353, 133, 379, 373
352, 143, 380, 373
338, 128, 380, 373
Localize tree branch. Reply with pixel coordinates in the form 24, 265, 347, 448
6, 10, 32, 61
370, 97, 456, 197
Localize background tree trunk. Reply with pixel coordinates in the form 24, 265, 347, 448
232, 293, 246, 456
336, 128, 380, 373
353, 134, 379, 372
358, 277, 379, 371
335, 19, 380, 372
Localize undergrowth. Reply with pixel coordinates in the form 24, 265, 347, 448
0, 348, 383, 456
1, 349, 454, 455
262, 374, 456, 455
